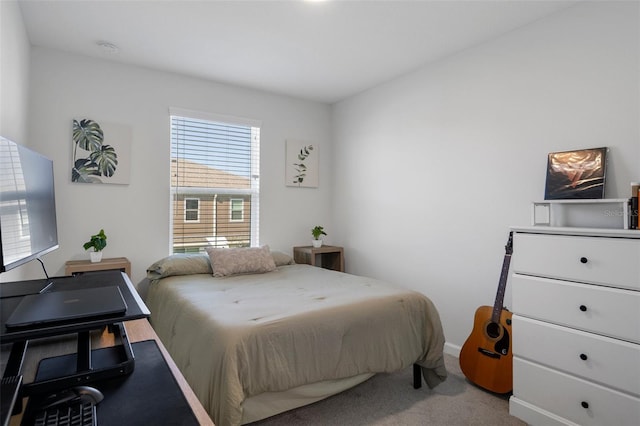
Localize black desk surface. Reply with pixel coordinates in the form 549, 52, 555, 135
2, 320, 214, 425
22, 340, 199, 426
0, 271, 150, 343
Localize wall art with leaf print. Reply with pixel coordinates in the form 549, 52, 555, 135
71, 119, 131, 184
285, 140, 318, 188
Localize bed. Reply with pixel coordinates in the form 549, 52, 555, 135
143, 247, 447, 426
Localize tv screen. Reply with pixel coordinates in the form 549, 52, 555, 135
0, 137, 59, 272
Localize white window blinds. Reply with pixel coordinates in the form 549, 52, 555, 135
170, 110, 260, 253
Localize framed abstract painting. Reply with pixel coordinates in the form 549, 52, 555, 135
544, 147, 607, 200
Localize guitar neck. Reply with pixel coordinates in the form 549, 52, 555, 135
491, 253, 512, 323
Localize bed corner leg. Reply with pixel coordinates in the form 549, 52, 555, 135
413, 364, 422, 389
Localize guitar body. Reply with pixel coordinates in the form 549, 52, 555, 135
459, 305, 513, 394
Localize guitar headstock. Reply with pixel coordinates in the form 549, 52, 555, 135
505, 231, 514, 255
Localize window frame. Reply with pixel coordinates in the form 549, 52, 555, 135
229, 198, 244, 222
169, 108, 261, 252
184, 197, 200, 223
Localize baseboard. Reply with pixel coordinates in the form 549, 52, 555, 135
444, 342, 461, 358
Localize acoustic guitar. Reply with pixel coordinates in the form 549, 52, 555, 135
459, 232, 513, 394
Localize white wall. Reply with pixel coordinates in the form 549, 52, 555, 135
331, 1, 639, 354
0, 0, 31, 283
0, 0, 30, 148
11, 48, 332, 285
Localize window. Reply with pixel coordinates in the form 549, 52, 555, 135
184, 198, 199, 222
230, 198, 244, 222
170, 109, 260, 253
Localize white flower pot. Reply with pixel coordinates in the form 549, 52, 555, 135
312, 239, 323, 248
90, 251, 103, 263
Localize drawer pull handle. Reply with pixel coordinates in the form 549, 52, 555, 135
579, 305, 588, 312
580, 257, 588, 264
580, 353, 588, 361
581, 401, 589, 409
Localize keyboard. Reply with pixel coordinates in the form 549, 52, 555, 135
32, 400, 96, 426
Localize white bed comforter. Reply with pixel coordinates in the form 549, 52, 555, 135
146, 264, 446, 426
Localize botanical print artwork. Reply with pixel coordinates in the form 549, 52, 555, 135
71, 119, 131, 184
286, 140, 318, 188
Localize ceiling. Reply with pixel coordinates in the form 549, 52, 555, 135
18, 0, 579, 104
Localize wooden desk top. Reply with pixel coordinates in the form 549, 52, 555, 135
7, 319, 214, 425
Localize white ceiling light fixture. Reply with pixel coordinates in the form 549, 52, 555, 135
96, 40, 120, 54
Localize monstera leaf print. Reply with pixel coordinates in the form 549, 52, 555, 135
72, 158, 102, 183
73, 119, 103, 152
90, 145, 118, 177
71, 119, 118, 183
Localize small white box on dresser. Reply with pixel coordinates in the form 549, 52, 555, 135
508, 226, 640, 426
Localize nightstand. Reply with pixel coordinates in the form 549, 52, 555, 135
65, 257, 132, 277
293, 246, 344, 272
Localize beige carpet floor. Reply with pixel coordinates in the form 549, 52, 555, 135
250, 353, 527, 425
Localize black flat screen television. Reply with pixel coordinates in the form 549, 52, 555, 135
0, 136, 59, 273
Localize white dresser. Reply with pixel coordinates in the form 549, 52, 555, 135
508, 226, 640, 426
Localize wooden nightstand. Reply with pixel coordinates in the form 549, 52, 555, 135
65, 257, 131, 277
293, 246, 344, 272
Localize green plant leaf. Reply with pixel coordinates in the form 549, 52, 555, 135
311, 225, 327, 239
72, 158, 102, 183
73, 119, 104, 152
90, 144, 118, 177
297, 144, 314, 161
83, 229, 107, 251
293, 163, 307, 171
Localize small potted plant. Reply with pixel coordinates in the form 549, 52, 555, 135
311, 226, 326, 248
83, 229, 107, 263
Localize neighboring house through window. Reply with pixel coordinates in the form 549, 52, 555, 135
170, 109, 260, 253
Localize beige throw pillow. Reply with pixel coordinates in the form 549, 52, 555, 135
206, 245, 277, 277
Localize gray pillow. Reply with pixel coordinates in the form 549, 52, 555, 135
271, 250, 295, 266
146, 253, 212, 280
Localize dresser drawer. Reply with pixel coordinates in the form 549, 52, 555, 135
513, 358, 640, 426
512, 316, 640, 396
512, 274, 640, 344
512, 233, 640, 290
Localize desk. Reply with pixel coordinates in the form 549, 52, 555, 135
64, 258, 131, 277
1, 272, 213, 425
7, 319, 213, 426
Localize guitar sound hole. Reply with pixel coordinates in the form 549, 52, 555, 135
486, 322, 501, 339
